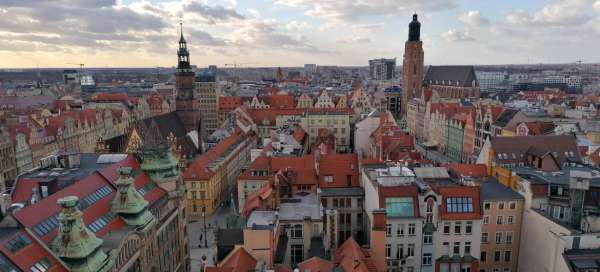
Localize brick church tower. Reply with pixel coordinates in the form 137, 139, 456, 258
401, 14, 424, 117
175, 23, 199, 133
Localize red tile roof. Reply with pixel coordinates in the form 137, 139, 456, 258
437, 186, 481, 220
299, 257, 334, 272
271, 155, 316, 185
209, 247, 257, 272
91, 92, 129, 102
293, 127, 306, 143
183, 131, 246, 180
13, 155, 166, 244
445, 164, 488, 178
335, 237, 377, 272
247, 108, 304, 125
267, 94, 295, 109
318, 154, 359, 188
0, 230, 68, 272
219, 96, 243, 111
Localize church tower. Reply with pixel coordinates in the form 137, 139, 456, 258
401, 14, 424, 117
175, 22, 199, 133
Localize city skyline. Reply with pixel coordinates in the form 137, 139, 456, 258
1, 0, 600, 68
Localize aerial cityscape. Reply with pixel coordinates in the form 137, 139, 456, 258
1, 1, 600, 272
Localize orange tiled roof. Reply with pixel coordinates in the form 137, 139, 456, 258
335, 237, 377, 272
183, 131, 245, 180
445, 163, 488, 177
299, 257, 334, 272
318, 154, 359, 188
293, 127, 306, 143
206, 247, 257, 272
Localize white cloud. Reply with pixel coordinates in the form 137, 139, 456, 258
184, 1, 245, 25
351, 23, 384, 31
458, 10, 489, 27
594, 0, 600, 12
227, 19, 325, 53
336, 36, 371, 44
441, 29, 474, 42
274, 0, 458, 23
285, 20, 312, 31
506, 0, 594, 26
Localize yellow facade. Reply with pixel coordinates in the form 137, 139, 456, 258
486, 147, 520, 191
185, 167, 225, 216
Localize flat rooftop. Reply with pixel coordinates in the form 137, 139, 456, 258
279, 191, 321, 221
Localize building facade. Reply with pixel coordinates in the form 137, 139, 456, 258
369, 58, 396, 81
195, 74, 220, 138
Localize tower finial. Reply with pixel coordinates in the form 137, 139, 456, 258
179, 19, 183, 38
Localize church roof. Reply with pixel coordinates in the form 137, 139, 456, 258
425, 66, 477, 87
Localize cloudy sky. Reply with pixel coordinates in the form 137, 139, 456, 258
1, 0, 599, 68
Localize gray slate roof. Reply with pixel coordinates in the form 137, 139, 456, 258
424, 66, 478, 87
480, 178, 524, 201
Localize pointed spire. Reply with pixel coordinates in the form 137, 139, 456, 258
143, 119, 166, 149
179, 20, 185, 42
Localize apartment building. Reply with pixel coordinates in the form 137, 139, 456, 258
363, 164, 482, 272
184, 130, 257, 216
479, 180, 524, 272
301, 108, 352, 153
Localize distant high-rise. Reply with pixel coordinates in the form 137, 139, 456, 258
401, 14, 424, 117
195, 73, 219, 139
175, 22, 199, 133
369, 58, 396, 80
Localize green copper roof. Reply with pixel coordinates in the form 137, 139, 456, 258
140, 146, 180, 183
112, 167, 156, 232
51, 196, 113, 272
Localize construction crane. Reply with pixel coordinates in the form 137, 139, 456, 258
224, 62, 255, 84
67, 63, 85, 70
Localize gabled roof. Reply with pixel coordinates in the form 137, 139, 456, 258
493, 108, 519, 127
490, 135, 581, 165
335, 237, 377, 272
183, 131, 246, 180
425, 66, 477, 87
206, 246, 257, 272
299, 257, 334, 272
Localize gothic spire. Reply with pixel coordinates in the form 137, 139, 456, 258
177, 21, 191, 73
179, 21, 185, 43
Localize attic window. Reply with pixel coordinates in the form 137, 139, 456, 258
30, 257, 53, 272
502, 153, 508, 159
497, 154, 502, 159
512, 153, 516, 159
324, 175, 333, 183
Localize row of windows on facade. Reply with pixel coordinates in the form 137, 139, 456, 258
480, 250, 512, 263
481, 268, 513, 272
482, 215, 516, 225
481, 231, 514, 244
190, 191, 206, 200
309, 119, 347, 125
310, 127, 347, 134
322, 197, 361, 209
483, 201, 517, 211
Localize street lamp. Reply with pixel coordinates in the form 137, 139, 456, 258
202, 205, 208, 248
